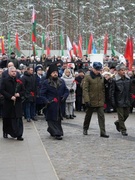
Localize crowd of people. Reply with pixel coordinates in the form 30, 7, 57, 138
0, 51, 134, 140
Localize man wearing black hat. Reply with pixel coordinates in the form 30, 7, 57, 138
110, 64, 131, 136
40, 64, 69, 140
82, 62, 109, 138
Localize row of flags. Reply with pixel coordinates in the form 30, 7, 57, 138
0, 7, 134, 70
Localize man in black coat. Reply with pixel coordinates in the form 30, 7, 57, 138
110, 64, 131, 136
40, 64, 69, 140
75, 69, 85, 111
21, 67, 37, 122
0, 66, 24, 140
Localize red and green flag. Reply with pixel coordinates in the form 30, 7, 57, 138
124, 35, 134, 70
73, 41, 78, 56
87, 34, 93, 54
0, 37, 5, 54
31, 7, 36, 43
104, 33, 108, 55
78, 35, 83, 58
15, 32, 21, 57
46, 33, 51, 56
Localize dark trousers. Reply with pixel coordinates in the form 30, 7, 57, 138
116, 107, 129, 132
83, 107, 106, 135
75, 96, 82, 111
24, 102, 36, 119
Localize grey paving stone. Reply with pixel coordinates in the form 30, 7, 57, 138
34, 111, 135, 180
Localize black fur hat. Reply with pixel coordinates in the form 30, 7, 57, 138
46, 64, 58, 79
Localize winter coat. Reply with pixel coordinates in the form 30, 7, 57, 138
110, 74, 131, 107
104, 78, 113, 103
0, 76, 24, 118
35, 74, 44, 104
131, 78, 135, 106
82, 71, 105, 107
21, 71, 36, 102
40, 77, 69, 121
61, 73, 76, 103
75, 76, 84, 96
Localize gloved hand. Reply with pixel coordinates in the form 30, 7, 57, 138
85, 102, 91, 108
46, 101, 51, 106
61, 97, 65, 103
70, 89, 74, 93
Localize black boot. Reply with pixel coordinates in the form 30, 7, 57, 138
3, 132, 8, 138
17, 136, 24, 141
70, 115, 74, 119
114, 121, 120, 132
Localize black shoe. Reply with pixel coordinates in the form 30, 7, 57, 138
32, 117, 37, 121
100, 134, 109, 138
70, 115, 74, 119
3, 132, 8, 138
17, 137, 24, 141
83, 129, 88, 135
66, 115, 70, 119
121, 132, 128, 136
114, 121, 120, 132
27, 119, 31, 122
73, 115, 76, 117
55, 136, 62, 140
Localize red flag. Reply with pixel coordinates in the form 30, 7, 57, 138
1, 38, 5, 54
73, 41, 78, 56
46, 33, 50, 56
16, 32, 20, 51
78, 35, 83, 58
87, 34, 93, 54
15, 32, 21, 56
124, 36, 134, 70
104, 33, 108, 55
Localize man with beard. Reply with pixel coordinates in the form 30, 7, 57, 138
40, 64, 69, 140
0, 66, 24, 140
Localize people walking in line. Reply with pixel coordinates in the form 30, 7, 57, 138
82, 62, 109, 138
0, 66, 24, 140
110, 64, 131, 136
40, 64, 69, 140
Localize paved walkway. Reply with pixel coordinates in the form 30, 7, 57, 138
0, 119, 59, 180
35, 111, 135, 180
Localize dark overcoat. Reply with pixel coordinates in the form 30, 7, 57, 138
110, 74, 131, 107
35, 74, 44, 104
0, 76, 24, 118
21, 71, 36, 102
40, 78, 69, 121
